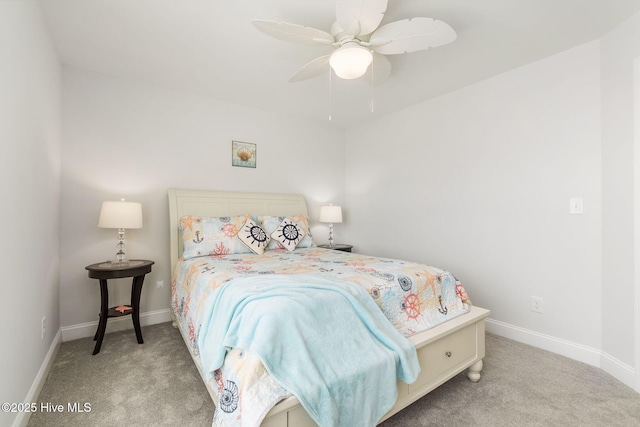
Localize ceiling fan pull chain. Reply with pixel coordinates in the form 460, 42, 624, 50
328, 68, 333, 121
370, 54, 375, 113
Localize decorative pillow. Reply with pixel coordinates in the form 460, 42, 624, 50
259, 215, 315, 250
237, 218, 270, 254
180, 215, 252, 259
270, 217, 305, 251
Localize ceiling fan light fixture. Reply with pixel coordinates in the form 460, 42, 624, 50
329, 42, 373, 79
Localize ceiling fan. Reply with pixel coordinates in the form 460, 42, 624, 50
252, 0, 457, 85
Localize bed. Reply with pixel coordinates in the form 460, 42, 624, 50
168, 188, 490, 427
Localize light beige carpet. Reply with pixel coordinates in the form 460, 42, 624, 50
28, 322, 640, 426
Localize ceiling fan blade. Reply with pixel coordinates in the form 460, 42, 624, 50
336, 0, 388, 36
359, 53, 391, 86
368, 17, 457, 55
252, 20, 334, 45
288, 55, 331, 83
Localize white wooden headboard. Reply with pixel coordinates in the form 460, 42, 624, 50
167, 188, 309, 269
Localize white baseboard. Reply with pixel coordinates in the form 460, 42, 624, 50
601, 350, 637, 390
60, 308, 172, 342
486, 318, 636, 389
13, 329, 62, 427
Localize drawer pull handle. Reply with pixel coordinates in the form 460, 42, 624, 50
445, 351, 452, 358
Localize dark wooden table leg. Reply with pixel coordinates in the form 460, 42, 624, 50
93, 279, 109, 355
131, 274, 145, 344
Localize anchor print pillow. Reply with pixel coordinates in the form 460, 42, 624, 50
180, 215, 253, 259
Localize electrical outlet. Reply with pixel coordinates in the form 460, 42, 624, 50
569, 197, 584, 215
531, 296, 544, 313
156, 280, 164, 288
41, 317, 46, 340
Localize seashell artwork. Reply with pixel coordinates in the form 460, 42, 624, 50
232, 141, 256, 168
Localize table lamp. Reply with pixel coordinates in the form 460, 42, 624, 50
98, 199, 143, 264
319, 204, 342, 248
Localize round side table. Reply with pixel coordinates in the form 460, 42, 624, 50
85, 260, 154, 355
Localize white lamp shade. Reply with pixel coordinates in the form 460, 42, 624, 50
329, 42, 373, 80
98, 200, 143, 229
319, 205, 343, 224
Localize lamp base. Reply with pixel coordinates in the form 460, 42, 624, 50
112, 236, 130, 266
328, 223, 335, 248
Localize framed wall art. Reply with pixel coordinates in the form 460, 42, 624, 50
232, 141, 256, 168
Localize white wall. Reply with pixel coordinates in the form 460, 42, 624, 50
344, 42, 603, 354
60, 69, 345, 333
0, 2, 61, 426
600, 11, 640, 373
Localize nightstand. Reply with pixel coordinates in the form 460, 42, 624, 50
85, 260, 154, 355
318, 244, 353, 252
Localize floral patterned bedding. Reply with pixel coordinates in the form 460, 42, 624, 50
171, 247, 471, 426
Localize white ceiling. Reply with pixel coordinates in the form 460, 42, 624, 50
42, 0, 640, 129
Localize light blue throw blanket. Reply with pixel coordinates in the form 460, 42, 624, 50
197, 274, 420, 427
